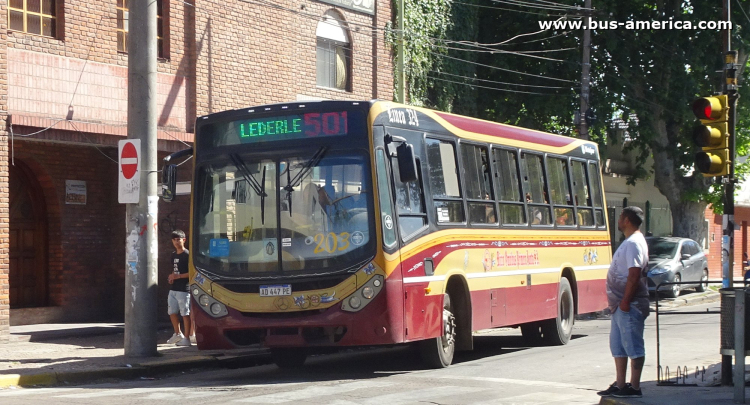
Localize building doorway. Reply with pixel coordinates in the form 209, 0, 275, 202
9, 161, 48, 308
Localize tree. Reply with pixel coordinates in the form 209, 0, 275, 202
398, 0, 750, 242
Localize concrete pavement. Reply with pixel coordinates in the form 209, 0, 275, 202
0, 324, 269, 389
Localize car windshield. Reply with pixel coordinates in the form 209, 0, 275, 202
193, 150, 375, 277
647, 239, 678, 260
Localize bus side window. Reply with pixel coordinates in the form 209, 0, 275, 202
461, 143, 497, 225
521, 152, 551, 226
391, 152, 428, 240
376, 149, 398, 248
571, 160, 595, 227
493, 148, 526, 225
547, 157, 574, 226
587, 162, 605, 227
426, 138, 465, 224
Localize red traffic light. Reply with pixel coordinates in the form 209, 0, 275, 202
692, 97, 725, 121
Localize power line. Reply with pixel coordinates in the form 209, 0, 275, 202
452, 0, 567, 16
431, 70, 570, 89
427, 75, 567, 95
430, 50, 578, 83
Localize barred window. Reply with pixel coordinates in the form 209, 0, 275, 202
117, 0, 167, 58
316, 10, 350, 91
9, 0, 57, 37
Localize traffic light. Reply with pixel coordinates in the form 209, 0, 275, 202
692, 95, 730, 177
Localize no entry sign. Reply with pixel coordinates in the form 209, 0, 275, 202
118, 139, 141, 203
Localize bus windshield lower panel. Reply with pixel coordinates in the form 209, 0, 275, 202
194, 151, 375, 277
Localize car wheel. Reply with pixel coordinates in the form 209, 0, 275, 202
664, 273, 681, 299
696, 269, 709, 292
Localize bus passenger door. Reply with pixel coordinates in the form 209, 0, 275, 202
382, 126, 435, 341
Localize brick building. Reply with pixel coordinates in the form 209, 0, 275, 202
1, 0, 393, 343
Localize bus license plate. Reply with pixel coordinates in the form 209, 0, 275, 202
260, 284, 292, 297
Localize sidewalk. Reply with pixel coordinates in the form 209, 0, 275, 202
0, 324, 269, 389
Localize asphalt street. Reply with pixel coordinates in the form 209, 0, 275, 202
0, 301, 725, 405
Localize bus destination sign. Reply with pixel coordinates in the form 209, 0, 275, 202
235, 111, 349, 143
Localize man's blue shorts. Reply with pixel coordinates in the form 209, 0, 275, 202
168, 290, 191, 317
610, 306, 646, 359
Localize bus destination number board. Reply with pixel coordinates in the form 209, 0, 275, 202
235, 111, 348, 143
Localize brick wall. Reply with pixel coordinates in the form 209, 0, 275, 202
1, 0, 394, 340
9, 137, 192, 325
0, 0, 8, 343
704, 205, 750, 280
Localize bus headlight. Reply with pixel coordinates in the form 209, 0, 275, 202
191, 284, 229, 318
342, 275, 384, 312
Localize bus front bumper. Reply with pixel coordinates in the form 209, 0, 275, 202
192, 291, 398, 350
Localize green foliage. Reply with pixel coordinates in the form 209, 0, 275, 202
396, 0, 750, 218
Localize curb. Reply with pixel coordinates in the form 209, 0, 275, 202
0, 349, 269, 389
600, 397, 645, 405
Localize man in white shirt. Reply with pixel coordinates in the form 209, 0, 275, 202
598, 206, 649, 399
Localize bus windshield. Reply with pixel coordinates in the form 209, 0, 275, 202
193, 150, 375, 277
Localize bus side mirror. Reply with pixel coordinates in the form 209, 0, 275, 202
161, 164, 177, 202
396, 143, 418, 183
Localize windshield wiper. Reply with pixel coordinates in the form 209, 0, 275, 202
230, 154, 268, 224
282, 146, 328, 216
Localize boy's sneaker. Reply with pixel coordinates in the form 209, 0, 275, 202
597, 382, 630, 397
166, 333, 184, 344
176, 337, 192, 347
190, 335, 196, 344
612, 385, 642, 398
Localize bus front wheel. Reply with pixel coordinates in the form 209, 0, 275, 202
541, 277, 575, 345
271, 347, 308, 368
419, 293, 456, 368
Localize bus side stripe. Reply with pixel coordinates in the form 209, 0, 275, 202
402, 264, 608, 284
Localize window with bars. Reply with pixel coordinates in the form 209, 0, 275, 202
117, 0, 166, 58
316, 11, 350, 91
9, 0, 57, 37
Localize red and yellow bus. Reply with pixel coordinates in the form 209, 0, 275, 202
162, 100, 611, 368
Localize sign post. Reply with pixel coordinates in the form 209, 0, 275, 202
118, 140, 141, 204
124, 0, 158, 357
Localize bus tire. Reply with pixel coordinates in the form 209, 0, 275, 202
541, 277, 575, 345
271, 347, 308, 368
419, 293, 456, 368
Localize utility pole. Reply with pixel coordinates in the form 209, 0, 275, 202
578, 0, 591, 140
124, 0, 159, 357
396, 0, 405, 103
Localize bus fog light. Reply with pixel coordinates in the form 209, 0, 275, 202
349, 296, 362, 309
192, 287, 201, 297
199, 295, 210, 306
362, 286, 375, 299
210, 303, 223, 315
373, 279, 382, 287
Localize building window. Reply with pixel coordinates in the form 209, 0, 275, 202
316, 10, 350, 91
9, 0, 57, 37
117, 0, 166, 58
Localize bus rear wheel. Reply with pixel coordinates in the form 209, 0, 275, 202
541, 277, 575, 345
271, 347, 308, 368
419, 293, 456, 368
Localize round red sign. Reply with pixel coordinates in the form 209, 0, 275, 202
121, 142, 138, 180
